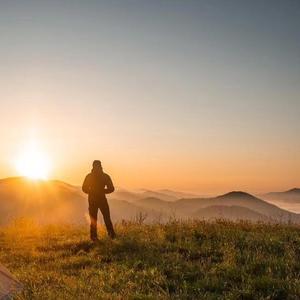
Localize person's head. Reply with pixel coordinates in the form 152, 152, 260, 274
92, 160, 102, 172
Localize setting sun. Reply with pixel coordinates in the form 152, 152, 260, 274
14, 141, 51, 180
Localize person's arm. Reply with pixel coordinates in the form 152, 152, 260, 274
82, 174, 90, 194
104, 175, 115, 194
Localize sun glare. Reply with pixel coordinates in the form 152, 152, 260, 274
15, 141, 51, 180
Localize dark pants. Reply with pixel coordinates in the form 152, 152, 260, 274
88, 197, 115, 239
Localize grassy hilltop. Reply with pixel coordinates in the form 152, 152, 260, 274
0, 220, 300, 299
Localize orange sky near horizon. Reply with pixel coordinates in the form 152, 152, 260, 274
1, 131, 299, 195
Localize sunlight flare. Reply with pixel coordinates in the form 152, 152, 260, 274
14, 140, 51, 180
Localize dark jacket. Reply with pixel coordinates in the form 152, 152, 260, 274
82, 169, 114, 199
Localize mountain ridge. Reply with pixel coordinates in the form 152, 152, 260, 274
259, 188, 300, 214
0, 177, 299, 224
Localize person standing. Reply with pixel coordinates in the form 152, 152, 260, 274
82, 160, 116, 241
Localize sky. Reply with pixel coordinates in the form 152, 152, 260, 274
0, 0, 299, 194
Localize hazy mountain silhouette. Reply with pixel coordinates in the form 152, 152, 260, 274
0, 177, 86, 225
193, 205, 267, 222
260, 188, 300, 214
171, 191, 299, 222
135, 197, 173, 210
108, 188, 141, 202
131, 191, 300, 223
0, 178, 165, 225
262, 188, 300, 203
0, 177, 299, 225
108, 199, 163, 222
156, 189, 201, 199
137, 190, 178, 202
110, 188, 199, 202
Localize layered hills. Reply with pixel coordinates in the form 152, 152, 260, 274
0, 177, 299, 225
261, 188, 300, 213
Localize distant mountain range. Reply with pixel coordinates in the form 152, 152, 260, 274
0, 177, 299, 225
110, 188, 201, 202
260, 188, 300, 213
262, 188, 300, 203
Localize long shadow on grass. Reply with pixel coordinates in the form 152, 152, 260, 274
37, 240, 96, 254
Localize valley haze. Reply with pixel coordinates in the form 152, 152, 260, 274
1, 177, 299, 226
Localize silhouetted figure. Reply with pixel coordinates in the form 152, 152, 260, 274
82, 160, 116, 241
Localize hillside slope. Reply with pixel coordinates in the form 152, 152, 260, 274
0, 177, 86, 225
0, 178, 166, 224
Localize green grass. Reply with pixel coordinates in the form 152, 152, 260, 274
1, 219, 300, 299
